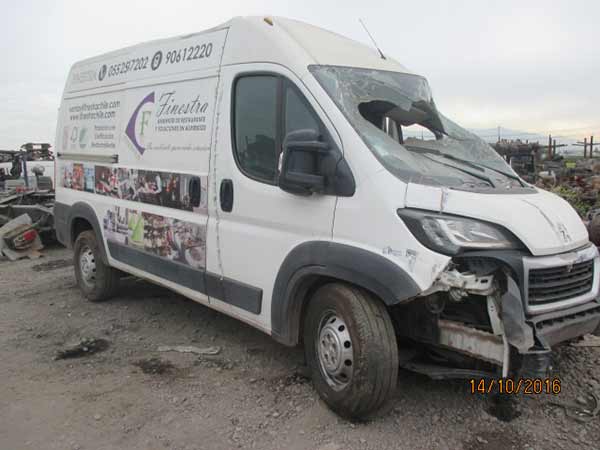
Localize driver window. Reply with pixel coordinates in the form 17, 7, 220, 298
284, 84, 321, 136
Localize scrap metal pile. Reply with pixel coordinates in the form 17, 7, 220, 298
0, 143, 55, 259
492, 139, 600, 246
535, 158, 600, 246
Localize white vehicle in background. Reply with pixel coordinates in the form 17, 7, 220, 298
54, 16, 599, 419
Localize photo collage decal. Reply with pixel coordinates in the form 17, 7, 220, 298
103, 206, 206, 270
61, 162, 208, 214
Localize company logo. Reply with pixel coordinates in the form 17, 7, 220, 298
125, 92, 155, 155
556, 222, 572, 244
151, 51, 163, 71
98, 64, 107, 81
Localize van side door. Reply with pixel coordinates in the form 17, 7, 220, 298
207, 64, 341, 331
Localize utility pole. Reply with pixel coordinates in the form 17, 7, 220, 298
553, 139, 557, 158
574, 135, 599, 158
548, 134, 553, 160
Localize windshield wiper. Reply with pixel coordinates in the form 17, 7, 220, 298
409, 149, 496, 187
439, 153, 525, 186
405, 145, 524, 187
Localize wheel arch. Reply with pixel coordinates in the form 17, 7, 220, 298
270, 241, 421, 346
56, 201, 109, 264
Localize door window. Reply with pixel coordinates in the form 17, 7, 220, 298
233, 74, 328, 184
284, 85, 320, 136
233, 76, 279, 183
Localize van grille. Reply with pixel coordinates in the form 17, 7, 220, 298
528, 260, 595, 305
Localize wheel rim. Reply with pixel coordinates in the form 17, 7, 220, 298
316, 311, 354, 390
79, 245, 97, 287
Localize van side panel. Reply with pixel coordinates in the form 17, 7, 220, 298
55, 28, 230, 306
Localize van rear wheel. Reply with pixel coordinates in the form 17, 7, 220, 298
73, 230, 119, 302
303, 283, 399, 420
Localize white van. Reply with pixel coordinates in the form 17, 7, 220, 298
54, 16, 600, 418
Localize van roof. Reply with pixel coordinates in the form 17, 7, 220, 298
71, 16, 414, 73
220, 16, 413, 74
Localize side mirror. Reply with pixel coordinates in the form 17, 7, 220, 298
278, 129, 330, 196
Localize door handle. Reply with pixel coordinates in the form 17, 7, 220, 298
220, 179, 234, 212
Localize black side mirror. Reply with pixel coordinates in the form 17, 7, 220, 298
278, 129, 330, 196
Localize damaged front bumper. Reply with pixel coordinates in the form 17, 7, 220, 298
398, 243, 600, 378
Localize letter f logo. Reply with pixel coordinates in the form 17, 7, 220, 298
125, 92, 155, 155
140, 111, 151, 136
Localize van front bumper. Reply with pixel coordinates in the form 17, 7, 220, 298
510, 243, 600, 349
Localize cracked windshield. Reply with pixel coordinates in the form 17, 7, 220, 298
310, 65, 529, 191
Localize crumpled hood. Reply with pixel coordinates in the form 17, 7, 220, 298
404, 183, 590, 256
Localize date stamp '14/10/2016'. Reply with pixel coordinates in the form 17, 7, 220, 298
469, 378, 562, 395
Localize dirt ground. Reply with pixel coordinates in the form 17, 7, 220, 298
2, 245, 600, 450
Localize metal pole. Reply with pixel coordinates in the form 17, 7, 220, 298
553, 139, 557, 158
584, 137, 588, 158
548, 134, 552, 160
22, 153, 29, 188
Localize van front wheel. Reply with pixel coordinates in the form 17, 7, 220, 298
303, 283, 399, 419
73, 230, 119, 302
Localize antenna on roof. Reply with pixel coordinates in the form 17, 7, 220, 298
359, 18, 386, 60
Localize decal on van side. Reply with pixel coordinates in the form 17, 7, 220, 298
66, 28, 227, 93
62, 94, 121, 152
61, 162, 208, 214
124, 84, 213, 155
125, 92, 154, 155
103, 206, 206, 270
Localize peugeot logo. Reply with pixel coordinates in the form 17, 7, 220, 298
556, 222, 572, 244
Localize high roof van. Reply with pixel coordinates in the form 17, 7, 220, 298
54, 16, 600, 418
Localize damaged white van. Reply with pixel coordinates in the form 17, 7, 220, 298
54, 16, 600, 419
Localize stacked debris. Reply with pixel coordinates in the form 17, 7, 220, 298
0, 143, 55, 242
0, 214, 44, 260
0, 190, 54, 241
491, 140, 543, 182
534, 159, 600, 246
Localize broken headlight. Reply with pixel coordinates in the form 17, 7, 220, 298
397, 209, 522, 255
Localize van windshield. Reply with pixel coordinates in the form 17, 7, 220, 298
309, 65, 529, 191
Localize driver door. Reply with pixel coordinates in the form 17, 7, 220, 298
207, 64, 339, 330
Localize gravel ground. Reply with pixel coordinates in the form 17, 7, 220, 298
2, 245, 600, 450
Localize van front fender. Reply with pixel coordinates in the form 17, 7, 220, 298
271, 241, 421, 346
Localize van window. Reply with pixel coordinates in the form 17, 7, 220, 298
234, 76, 279, 182
284, 86, 320, 136
233, 75, 329, 185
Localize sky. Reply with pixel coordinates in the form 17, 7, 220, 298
1, 0, 599, 149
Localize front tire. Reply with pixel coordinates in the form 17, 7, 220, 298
303, 283, 399, 419
73, 230, 119, 302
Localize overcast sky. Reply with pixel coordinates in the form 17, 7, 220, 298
1, 0, 599, 149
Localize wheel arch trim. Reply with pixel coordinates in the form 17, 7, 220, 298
55, 201, 108, 264
270, 241, 421, 346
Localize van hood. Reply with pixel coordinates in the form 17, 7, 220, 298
404, 183, 589, 256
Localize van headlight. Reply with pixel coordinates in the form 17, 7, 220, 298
397, 209, 522, 255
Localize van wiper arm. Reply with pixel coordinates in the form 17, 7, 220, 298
405, 145, 524, 187
414, 151, 496, 187
440, 153, 525, 186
